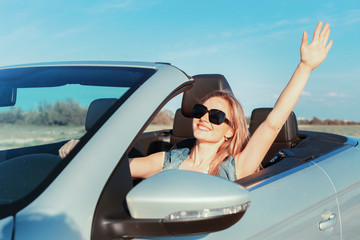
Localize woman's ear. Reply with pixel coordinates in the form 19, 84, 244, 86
225, 128, 234, 139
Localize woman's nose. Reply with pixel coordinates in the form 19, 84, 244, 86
199, 112, 210, 123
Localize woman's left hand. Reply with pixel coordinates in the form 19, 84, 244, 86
300, 21, 333, 71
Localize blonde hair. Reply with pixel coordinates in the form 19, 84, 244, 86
195, 90, 249, 176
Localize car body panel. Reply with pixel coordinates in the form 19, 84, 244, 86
134, 158, 340, 240
314, 139, 360, 239
236, 161, 340, 240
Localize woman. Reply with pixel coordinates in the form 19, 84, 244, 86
59, 22, 333, 181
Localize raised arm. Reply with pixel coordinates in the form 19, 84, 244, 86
236, 22, 333, 178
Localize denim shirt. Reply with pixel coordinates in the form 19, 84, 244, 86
162, 148, 237, 181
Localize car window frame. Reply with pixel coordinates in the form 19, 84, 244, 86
0, 65, 157, 219
91, 81, 193, 239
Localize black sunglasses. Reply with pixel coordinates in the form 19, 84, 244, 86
192, 104, 231, 125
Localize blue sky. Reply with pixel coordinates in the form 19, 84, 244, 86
0, 0, 359, 120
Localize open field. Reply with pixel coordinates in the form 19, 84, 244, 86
1, 124, 359, 150
0, 124, 85, 150
298, 124, 360, 137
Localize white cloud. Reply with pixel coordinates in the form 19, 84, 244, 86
55, 27, 88, 38
0, 22, 41, 50
324, 92, 349, 98
325, 92, 338, 97
274, 20, 290, 27
343, 9, 360, 25
209, 17, 311, 47
296, 18, 312, 24
161, 45, 221, 59
271, 91, 311, 100
92, 0, 133, 12
89, 0, 161, 13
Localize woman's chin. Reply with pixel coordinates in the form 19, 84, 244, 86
194, 131, 222, 144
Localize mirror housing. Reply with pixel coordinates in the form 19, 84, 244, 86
127, 170, 250, 219
106, 170, 250, 238
0, 86, 16, 107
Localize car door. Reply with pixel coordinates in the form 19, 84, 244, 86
226, 160, 341, 240
313, 138, 360, 239
90, 156, 340, 240
150, 160, 341, 240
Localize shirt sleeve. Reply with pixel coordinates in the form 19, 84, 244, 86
219, 156, 237, 181
162, 151, 171, 170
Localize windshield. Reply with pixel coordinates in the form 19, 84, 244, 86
0, 64, 156, 218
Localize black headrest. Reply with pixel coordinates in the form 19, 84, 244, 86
181, 74, 233, 117
249, 108, 298, 143
85, 98, 117, 131
171, 109, 194, 145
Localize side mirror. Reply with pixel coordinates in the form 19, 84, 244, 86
0, 86, 16, 107
106, 170, 250, 238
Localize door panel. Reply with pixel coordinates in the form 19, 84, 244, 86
315, 147, 360, 239
221, 162, 340, 240
133, 162, 340, 240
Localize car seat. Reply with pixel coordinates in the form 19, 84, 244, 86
249, 108, 300, 168
85, 98, 118, 131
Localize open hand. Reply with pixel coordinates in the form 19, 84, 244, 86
300, 22, 333, 71
59, 139, 80, 159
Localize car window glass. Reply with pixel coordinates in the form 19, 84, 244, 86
144, 94, 181, 132
0, 65, 156, 219
0, 85, 124, 150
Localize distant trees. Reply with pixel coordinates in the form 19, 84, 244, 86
0, 99, 87, 126
0, 99, 176, 127
298, 116, 360, 125
0, 107, 25, 124
2, 100, 358, 127
151, 109, 174, 125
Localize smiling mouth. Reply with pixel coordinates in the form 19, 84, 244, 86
197, 123, 211, 131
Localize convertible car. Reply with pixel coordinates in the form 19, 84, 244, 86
0, 62, 359, 240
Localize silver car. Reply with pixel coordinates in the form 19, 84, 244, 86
0, 62, 359, 240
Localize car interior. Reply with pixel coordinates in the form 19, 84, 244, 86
129, 74, 349, 187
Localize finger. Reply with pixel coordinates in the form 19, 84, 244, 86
301, 31, 308, 47
313, 21, 323, 41
59, 149, 64, 159
65, 139, 79, 155
59, 145, 66, 159
320, 23, 330, 43
59, 139, 77, 159
325, 39, 333, 54
59, 141, 71, 158
64, 139, 75, 154
323, 27, 330, 45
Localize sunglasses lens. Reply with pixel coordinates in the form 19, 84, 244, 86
209, 109, 226, 125
192, 104, 208, 118
192, 104, 229, 125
